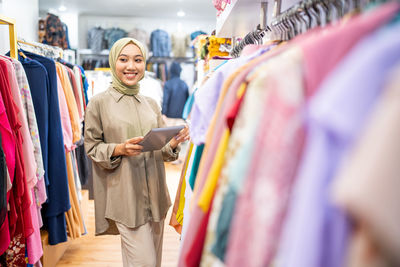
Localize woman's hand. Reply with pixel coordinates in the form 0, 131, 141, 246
112, 136, 144, 157
169, 125, 190, 149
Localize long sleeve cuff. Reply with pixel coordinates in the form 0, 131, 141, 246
162, 142, 180, 162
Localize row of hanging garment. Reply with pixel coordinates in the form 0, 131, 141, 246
146, 60, 169, 83
170, 1, 400, 267
0, 41, 91, 266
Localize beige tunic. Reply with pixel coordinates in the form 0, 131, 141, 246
84, 86, 180, 235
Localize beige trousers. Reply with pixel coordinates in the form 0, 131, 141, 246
115, 220, 164, 267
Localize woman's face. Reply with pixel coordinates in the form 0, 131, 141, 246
115, 43, 145, 86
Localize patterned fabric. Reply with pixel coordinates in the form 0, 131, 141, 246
225, 48, 306, 267
11, 59, 45, 184
213, 0, 232, 11
87, 27, 105, 53
104, 28, 127, 49
44, 13, 68, 49
12, 59, 47, 264
5, 233, 26, 267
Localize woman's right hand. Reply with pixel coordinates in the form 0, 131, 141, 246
112, 136, 144, 157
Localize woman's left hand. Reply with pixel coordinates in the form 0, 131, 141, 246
169, 125, 190, 149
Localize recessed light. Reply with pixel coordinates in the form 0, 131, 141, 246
59, 5, 67, 11
177, 10, 185, 17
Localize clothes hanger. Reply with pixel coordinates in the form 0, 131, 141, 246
16, 43, 28, 59
305, 0, 320, 27
293, 4, 307, 34
311, 0, 322, 26
287, 10, 299, 37
281, 15, 292, 40
301, 1, 313, 30
318, 0, 331, 25
286, 12, 297, 39
332, 0, 344, 19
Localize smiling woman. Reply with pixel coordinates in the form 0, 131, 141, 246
115, 45, 145, 87
83, 37, 190, 267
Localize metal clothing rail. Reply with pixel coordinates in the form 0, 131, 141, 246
0, 15, 17, 59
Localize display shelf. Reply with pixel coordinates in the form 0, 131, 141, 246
216, 0, 263, 38
78, 48, 109, 56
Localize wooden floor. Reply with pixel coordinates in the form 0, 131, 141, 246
56, 161, 184, 267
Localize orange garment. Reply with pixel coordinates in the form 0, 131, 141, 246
169, 142, 194, 234
56, 63, 81, 143
66, 67, 83, 121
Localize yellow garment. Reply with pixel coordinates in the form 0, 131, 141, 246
64, 151, 85, 238
56, 63, 81, 143
198, 129, 230, 212
176, 178, 186, 225
176, 143, 194, 224
169, 142, 194, 234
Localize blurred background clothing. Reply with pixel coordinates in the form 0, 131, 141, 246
162, 62, 189, 119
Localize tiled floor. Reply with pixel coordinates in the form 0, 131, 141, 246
56, 161, 183, 266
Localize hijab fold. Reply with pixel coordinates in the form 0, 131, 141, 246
109, 38, 147, 95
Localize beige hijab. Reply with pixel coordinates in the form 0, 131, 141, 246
109, 37, 147, 95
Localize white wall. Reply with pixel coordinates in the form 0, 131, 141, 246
0, 0, 39, 54
78, 15, 215, 49
59, 13, 79, 49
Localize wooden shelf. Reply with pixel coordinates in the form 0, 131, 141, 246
216, 0, 262, 38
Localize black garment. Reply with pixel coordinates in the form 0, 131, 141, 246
75, 137, 90, 186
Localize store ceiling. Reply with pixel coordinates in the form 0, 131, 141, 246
39, 0, 217, 20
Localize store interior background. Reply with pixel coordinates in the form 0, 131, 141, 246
0, 0, 299, 59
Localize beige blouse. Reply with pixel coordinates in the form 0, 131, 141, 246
84, 86, 180, 235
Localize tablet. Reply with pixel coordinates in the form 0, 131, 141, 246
139, 125, 185, 152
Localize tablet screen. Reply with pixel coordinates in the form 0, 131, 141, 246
139, 125, 185, 152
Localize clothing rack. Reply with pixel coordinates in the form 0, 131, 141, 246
18, 38, 64, 59
230, 0, 274, 58
230, 25, 268, 57
0, 15, 17, 59
268, 0, 365, 40
231, 0, 367, 57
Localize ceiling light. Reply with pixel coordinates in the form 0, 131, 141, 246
59, 5, 67, 12
177, 10, 185, 17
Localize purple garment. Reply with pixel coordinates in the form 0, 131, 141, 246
277, 22, 400, 267
190, 47, 267, 145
